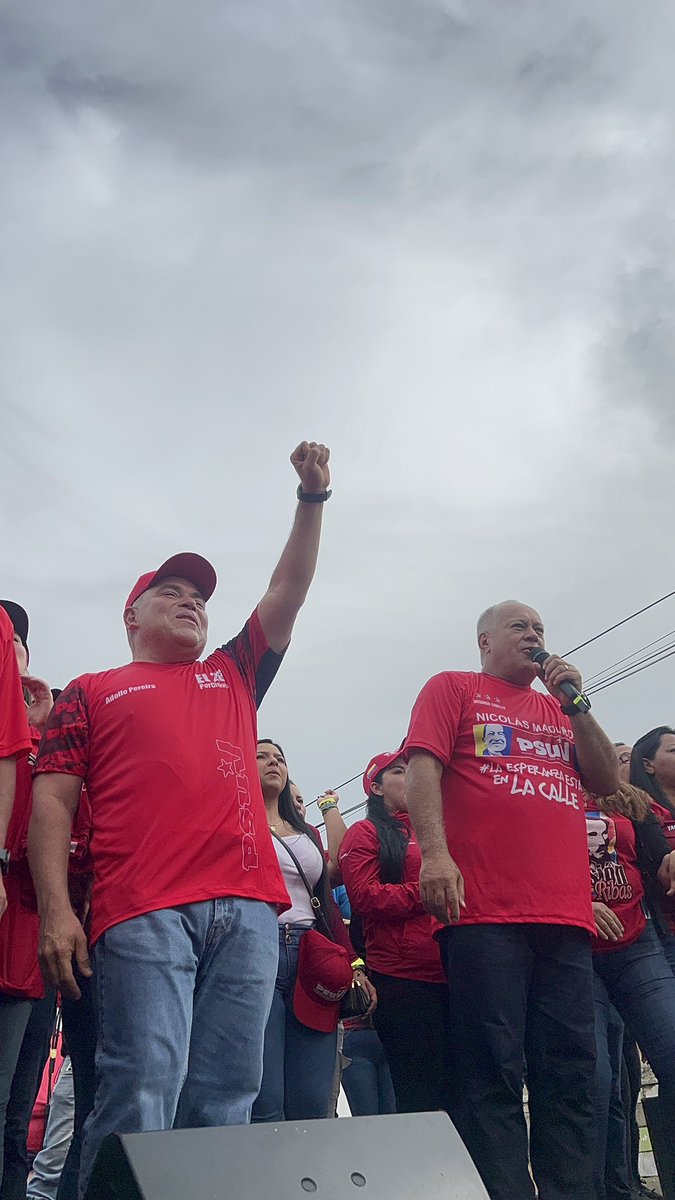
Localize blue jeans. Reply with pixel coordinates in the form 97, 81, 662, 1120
1, 991, 57, 1200
341, 1028, 396, 1116
0, 996, 32, 1194
590, 991, 631, 1200
252, 925, 338, 1122
593, 923, 675, 1196
27, 1059, 74, 1200
79, 897, 278, 1197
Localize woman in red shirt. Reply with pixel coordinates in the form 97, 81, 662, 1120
630, 726, 675, 973
586, 783, 675, 1198
338, 751, 452, 1114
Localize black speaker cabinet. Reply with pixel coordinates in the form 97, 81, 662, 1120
84, 1111, 488, 1199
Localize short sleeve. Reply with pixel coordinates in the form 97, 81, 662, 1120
0, 612, 31, 759
217, 608, 285, 709
404, 672, 469, 766
34, 680, 91, 779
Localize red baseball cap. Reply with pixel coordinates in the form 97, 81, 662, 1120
124, 553, 217, 611
362, 750, 404, 796
293, 930, 353, 1033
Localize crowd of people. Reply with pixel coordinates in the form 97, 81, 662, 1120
1, 439, 674, 1200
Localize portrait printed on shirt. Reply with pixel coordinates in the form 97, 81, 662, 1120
586, 810, 632, 902
473, 723, 513, 758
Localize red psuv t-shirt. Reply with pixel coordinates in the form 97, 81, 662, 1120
0, 726, 44, 999
0, 606, 31, 760
339, 814, 444, 983
404, 671, 594, 934
35, 609, 290, 944
584, 802, 646, 953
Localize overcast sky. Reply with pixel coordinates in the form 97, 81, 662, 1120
2, 1, 674, 820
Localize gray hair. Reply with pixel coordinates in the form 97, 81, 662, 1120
476, 601, 522, 642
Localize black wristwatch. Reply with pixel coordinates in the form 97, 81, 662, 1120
297, 484, 332, 504
0, 849, 10, 876
561, 693, 591, 717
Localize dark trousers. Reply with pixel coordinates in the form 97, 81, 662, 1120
1, 992, 56, 1200
56, 974, 97, 1200
439, 923, 596, 1200
369, 971, 453, 1114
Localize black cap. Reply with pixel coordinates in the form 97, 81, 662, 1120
0, 601, 29, 650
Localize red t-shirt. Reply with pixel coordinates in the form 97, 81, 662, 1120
0, 727, 43, 999
404, 671, 594, 934
584, 802, 646, 952
35, 609, 291, 944
339, 814, 444, 983
0, 607, 31, 760
651, 801, 675, 935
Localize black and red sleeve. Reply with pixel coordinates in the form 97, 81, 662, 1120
34, 680, 91, 780
217, 608, 285, 710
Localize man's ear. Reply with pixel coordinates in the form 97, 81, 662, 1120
478, 631, 490, 654
124, 605, 140, 633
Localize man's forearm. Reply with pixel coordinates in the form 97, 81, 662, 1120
258, 501, 324, 651
323, 805, 348, 884
268, 502, 323, 609
28, 790, 76, 914
572, 714, 619, 797
406, 754, 449, 858
0, 757, 17, 844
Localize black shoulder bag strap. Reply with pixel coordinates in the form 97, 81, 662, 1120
272, 831, 334, 941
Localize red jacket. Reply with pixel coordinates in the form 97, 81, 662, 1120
338, 814, 444, 984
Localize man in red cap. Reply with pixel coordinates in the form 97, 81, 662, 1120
29, 441, 332, 1193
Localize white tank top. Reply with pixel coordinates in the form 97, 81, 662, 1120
274, 833, 325, 925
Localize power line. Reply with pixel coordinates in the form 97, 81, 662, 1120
583, 629, 675, 687
305, 771, 362, 810
564, 589, 675, 656
586, 642, 675, 697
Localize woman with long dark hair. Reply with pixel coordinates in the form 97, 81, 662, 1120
631, 726, 675, 971
252, 740, 375, 1123
338, 751, 452, 1114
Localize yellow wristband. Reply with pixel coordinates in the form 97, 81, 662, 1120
351, 958, 366, 970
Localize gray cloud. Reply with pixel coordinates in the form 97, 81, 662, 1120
2, 0, 675, 810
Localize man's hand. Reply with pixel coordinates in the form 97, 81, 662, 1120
38, 907, 93, 999
658, 851, 675, 897
592, 901, 624, 942
21, 675, 54, 734
291, 441, 331, 494
0, 879, 6, 924
534, 655, 583, 707
419, 851, 465, 924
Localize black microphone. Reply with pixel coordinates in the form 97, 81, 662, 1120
529, 647, 591, 714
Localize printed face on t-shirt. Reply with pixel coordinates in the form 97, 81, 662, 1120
586, 815, 618, 864
126, 577, 209, 660
479, 603, 545, 685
